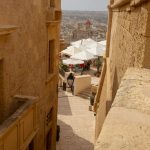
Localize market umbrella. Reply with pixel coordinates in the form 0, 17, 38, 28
71, 38, 97, 49
61, 46, 82, 56
98, 40, 106, 46
62, 58, 84, 65
86, 44, 106, 56
71, 50, 97, 61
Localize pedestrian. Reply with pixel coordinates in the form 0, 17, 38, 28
67, 73, 75, 92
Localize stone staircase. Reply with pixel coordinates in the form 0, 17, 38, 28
76, 86, 91, 99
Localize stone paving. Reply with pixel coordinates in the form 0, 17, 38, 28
57, 88, 95, 150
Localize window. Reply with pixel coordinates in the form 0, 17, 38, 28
48, 40, 55, 74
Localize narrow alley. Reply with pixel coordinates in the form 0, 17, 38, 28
57, 88, 95, 150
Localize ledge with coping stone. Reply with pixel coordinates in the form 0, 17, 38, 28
110, 0, 148, 9
0, 95, 38, 135
0, 25, 18, 35
46, 20, 60, 26
94, 68, 150, 150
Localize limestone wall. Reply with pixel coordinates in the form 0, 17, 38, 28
95, 68, 150, 150
0, 0, 61, 150
109, 1, 150, 88
95, 73, 107, 139
95, 0, 150, 143
74, 75, 91, 95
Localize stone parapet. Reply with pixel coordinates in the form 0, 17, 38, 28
110, 0, 148, 9
0, 95, 38, 150
94, 68, 150, 150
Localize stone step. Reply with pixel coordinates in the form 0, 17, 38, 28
77, 94, 91, 99
76, 86, 92, 99
77, 92, 91, 99
77, 94, 90, 99
84, 87, 91, 90
80, 90, 91, 95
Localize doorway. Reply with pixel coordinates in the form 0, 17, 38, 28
46, 129, 52, 150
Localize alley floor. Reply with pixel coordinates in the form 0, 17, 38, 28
57, 88, 95, 150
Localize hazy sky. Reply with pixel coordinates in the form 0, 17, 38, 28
62, 0, 108, 11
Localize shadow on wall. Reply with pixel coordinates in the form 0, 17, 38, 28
106, 68, 119, 115
112, 67, 119, 101
58, 90, 73, 116
57, 120, 94, 150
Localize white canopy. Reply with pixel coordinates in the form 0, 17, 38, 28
71, 40, 83, 47
61, 46, 82, 56
62, 58, 84, 65
71, 51, 97, 61
84, 38, 97, 48
62, 39, 107, 59
98, 40, 106, 46
71, 38, 97, 49
86, 46, 105, 56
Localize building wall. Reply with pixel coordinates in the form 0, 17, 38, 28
0, 0, 61, 150
95, 72, 107, 139
95, 0, 150, 141
95, 68, 150, 150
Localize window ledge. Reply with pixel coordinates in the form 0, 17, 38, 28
0, 25, 18, 36
46, 21, 60, 26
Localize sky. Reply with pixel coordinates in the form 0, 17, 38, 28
62, 0, 108, 11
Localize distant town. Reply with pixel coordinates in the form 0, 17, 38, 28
61, 10, 108, 44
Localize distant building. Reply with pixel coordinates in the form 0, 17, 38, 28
61, 13, 107, 44
85, 19, 92, 31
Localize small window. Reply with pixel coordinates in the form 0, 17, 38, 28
48, 40, 55, 74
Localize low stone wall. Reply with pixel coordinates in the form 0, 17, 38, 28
0, 95, 38, 150
74, 75, 91, 95
94, 68, 150, 150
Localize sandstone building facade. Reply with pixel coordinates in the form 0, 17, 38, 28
94, 0, 150, 149
0, 0, 61, 150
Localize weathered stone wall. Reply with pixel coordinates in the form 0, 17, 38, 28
95, 72, 107, 139
0, 0, 60, 150
95, 0, 150, 143
95, 68, 150, 150
109, 2, 150, 88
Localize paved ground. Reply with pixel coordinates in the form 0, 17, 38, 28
57, 88, 95, 150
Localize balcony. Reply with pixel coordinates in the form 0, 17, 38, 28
0, 25, 18, 36
0, 95, 38, 150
